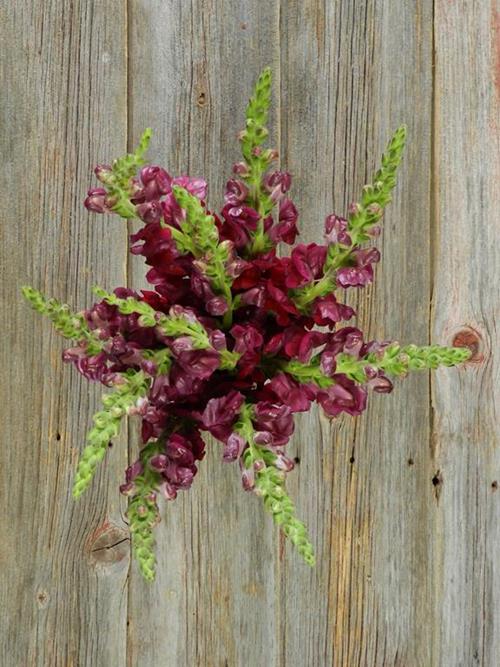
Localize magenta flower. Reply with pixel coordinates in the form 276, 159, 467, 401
269, 198, 299, 244
137, 166, 172, 201
282, 326, 327, 363
324, 214, 351, 246
311, 295, 355, 327
221, 204, 260, 248
285, 243, 327, 288
253, 401, 295, 447
224, 179, 249, 205
317, 376, 368, 417
84, 188, 111, 213
336, 247, 380, 287
201, 391, 245, 440
263, 170, 292, 201
266, 373, 316, 413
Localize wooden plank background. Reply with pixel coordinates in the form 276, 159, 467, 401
1, 1, 498, 665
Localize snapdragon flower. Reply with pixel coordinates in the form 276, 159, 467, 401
22, 68, 471, 581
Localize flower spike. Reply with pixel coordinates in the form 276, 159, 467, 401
73, 371, 150, 498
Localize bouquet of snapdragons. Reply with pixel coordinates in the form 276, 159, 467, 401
23, 68, 470, 581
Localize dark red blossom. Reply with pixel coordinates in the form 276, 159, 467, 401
336, 247, 380, 287
253, 401, 295, 447
317, 375, 367, 417
135, 166, 172, 202
324, 214, 351, 246
265, 373, 317, 413
284, 243, 327, 288
231, 323, 264, 377
311, 295, 355, 327
84, 188, 111, 214
269, 199, 299, 245
224, 179, 249, 205
201, 391, 246, 440
263, 171, 292, 201
282, 326, 327, 363
147, 430, 205, 500
220, 204, 260, 248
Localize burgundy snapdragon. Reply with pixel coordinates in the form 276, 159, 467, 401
25, 70, 468, 581
336, 247, 380, 287
77, 151, 392, 513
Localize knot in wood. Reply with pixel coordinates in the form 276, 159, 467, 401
36, 589, 49, 609
451, 326, 483, 364
87, 522, 129, 566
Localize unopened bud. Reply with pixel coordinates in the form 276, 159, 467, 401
348, 202, 363, 217
232, 162, 250, 176
84, 188, 109, 214
136, 505, 148, 517
367, 203, 383, 217
368, 225, 381, 237
94, 164, 113, 184
119, 482, 136, 496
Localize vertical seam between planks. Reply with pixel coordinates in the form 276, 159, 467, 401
428, 5, 436, 457
125, 1, 132, 664
429, 7, 437, 450
430, 0, 438, 664
277, 5, 285, 665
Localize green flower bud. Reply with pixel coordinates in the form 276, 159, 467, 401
72, 371, 150, 499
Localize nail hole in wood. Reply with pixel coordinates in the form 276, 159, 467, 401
432, 470, 443, 500
197, 91, 207, 107
108, 441, 113, 448
492, 481, 498, 491
294, 456, 300, 465
349, 456, 355, 464
241, 22, 247, 30
408, 457, 414, 466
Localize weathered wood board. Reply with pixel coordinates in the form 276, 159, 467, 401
1, 1, 498, 665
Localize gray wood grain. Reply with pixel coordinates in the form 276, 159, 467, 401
279, 2, 436, 665
126, 2, 280, 666
432, 2, 500, 665
0, 3, 129, 666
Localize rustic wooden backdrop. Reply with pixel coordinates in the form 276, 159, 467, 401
1, 1, 499, 665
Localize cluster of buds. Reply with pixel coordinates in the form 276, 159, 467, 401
23, 68, 470, 581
